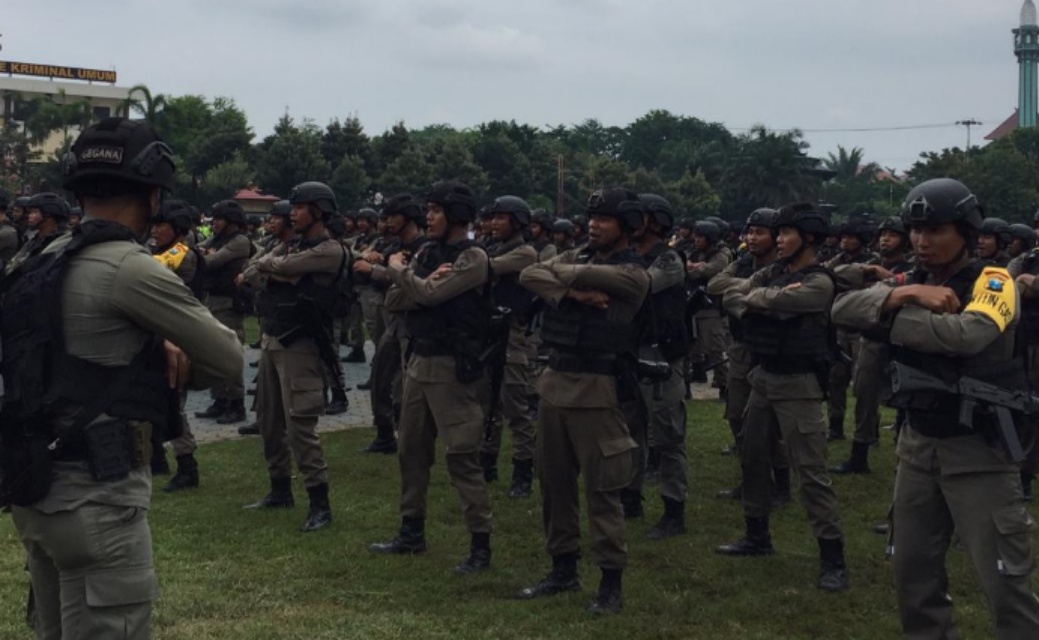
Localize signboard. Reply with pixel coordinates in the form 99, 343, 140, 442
0, 60, 116, 84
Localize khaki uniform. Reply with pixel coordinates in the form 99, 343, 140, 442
1008, 251, 1039, 477
519, 248, 650, 569
832, 259, 1039, 640
384, 240, 493, 533
0, 220, 20, 266
823, 251, 878, 428
687, 245, 732, 387
200, 233, 252, 402
13, 225, 242, 640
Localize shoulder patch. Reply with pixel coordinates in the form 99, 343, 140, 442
964, 267, 1016, 332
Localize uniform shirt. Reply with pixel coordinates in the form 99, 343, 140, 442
686, 245, 732, 317
372, 234, 430, 341
520, 248, 650, 408
36, 221, 243, 514
708, 251, 778, 374
200, 232, 253, 293
534, 238, 558, 263
491, 234, 538, 364
0, 221, 19, 266
153, 242, 198, 285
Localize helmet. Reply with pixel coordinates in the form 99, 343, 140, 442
63, 117, 176, 192
357, 207, 378, 223
979, 217, 1011, 247
478, 204, 495, 221
705, 216, 731, 238
1009, 223, 1037, 251
326, 214, 347, 238
383, 193, 426, 225
13, 196, 30, 209
210, 200, 246, 226
744, 208, 777, 233
553, 219, 576, 237
246, 215, 263, 227
288, 181, 338, 216
267, 200, 292, 218
838, 217, 876, 245
154, 199, 193, 235
69, 206, 83, 219
27, 193, 71, 220
693, 221, 721, 244
638, 194, 674, 231
531, 209, 554, 230
425, 180, 476, 224
677, 218, 696, 231
487, 195, 532, 227
571, 214, 588, 230
877, 217, 907, 237
344, 209, 359, 221
901, 178, 983, 230
774, 203, 830, 243
585, 188, 643, 233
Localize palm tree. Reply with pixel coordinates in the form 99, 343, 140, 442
125, 84, 166, 122
824, 146, 880, 183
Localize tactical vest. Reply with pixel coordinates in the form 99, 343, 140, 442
540, 248, 641, 371
727, 253, 759, 344
257, 237, 346, 344
491, 238, 538, 323
860, 256, 913, 343
1018, 250, 1039, 345
202, 231, 253, 296
889, 260, 1026, 437
640, 242, 689, 362
742, 263, 835, 374
532, 237, 551, 255
405, 240, 492, 357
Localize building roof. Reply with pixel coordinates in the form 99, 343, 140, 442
986, 110, 1022, 140
233, 188, 279, 202
1024, 1, 1037, 27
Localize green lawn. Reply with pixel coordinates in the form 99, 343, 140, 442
0, 402, 1031, 639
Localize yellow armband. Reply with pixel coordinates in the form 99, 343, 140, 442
153, 243, 189, 272
963, 267, 1016, 332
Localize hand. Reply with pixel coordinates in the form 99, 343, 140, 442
1017, 273, 1036, 290
864, 265, 894, 280
902, 284, 960, 314
388, 252, 406, 269
362, 251, 383, 264
568, 289, 610, 309
783, 282, 802, 290
428, 263, 454, 280
353, 260, 373, 275
234, 274, 245, 287
163, 340, 191, 390
686, 261, 704, 271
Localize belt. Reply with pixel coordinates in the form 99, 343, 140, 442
548, 351, 616, 375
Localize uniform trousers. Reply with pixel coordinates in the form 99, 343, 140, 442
205, 294, 245, 402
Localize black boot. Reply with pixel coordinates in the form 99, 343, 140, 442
195, 399, 228, 419
369, 517, 427, 554
817, 537, 850, 592
648, 497, 686, 540
343, 347, 366, 363
620, 489, 644, 520
516, 552, 581, 599
216, 399, 247, 425
151, 446, 170, 476
827, 416, 845, 441
453, 532, 491, 575
508, 458, 534, 499
715, 516, 775, 556
830, 441, 871, 475
326, 389, 349, 415
716, 484, 742, 500
163, 454, 199, 493
644, 446, 661, 485
480, 451, 498, 483
360, 423, 398, 454
301, 483, 332, 532
587, 568, 623, 615
244, 477, 295, 509
1022, 472, 1034, 503
238, 422, 260, 436
771, 467, 792, 509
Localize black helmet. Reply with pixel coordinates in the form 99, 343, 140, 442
585, 188, 643, 233
326, 214, 347, 238
1009, 223, 1037, 251
979, 217, 1011, 247
531, 209, 554, 229
13, 196, 30, 209
154, 199, 193, 236
28, 193, 71, 220
487, 195, 532, 227
901, 178, 983, 230
705, 216, 731, 238
63, 117, 176, 193
69, 206, 83, 219
267, 200, 292, 218
425, 180, 476, 224
693, 220, 722, 244
775, 203, 830, 243
638, 194, 674, 231
839, 217, 875, 245
744, 208, 777, 233
877, 217, 907, 237
571, 214, 588, 230
478, 204, 495, 221
383, 193, 426, 225
210, 200, 246, 226
677, 218, 696, 231
289, 181, 338, 216
358, 207, 378, 223
553, 219, 576, 237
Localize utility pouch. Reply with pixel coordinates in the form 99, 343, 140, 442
83, 418, 135, 482
455, 352, 484, 384
0, 430, 55, 507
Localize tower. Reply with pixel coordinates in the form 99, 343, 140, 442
1016, 0, 1039, 128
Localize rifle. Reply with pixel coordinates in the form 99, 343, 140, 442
482, 306, 513, 442
889, 362, 1036, 463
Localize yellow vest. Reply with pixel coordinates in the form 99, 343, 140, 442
154, 242, 190, 272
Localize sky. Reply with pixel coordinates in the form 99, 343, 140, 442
2, 0, 1031, 171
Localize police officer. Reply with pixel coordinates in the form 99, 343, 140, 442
977, 217, 1012, 266
0, 192, 19, 267
342, 209, 375, 365
369, 181, 495, 575
685, 220, 732, 388
1, 117, 242, 639
1007, 223, 1035, 260
529, 209, 558, 262
480, 196, 539, 498
5, 193, 71, 277
715, 203, 849, 594
195, 199, 254, 424
552, 219, 576, 252
1009, 230, 1039, 500
516, 188, 650, 614
571, 214, 589, 247
10, 195, 31, 243
242, 181, 347, 532
833, 178, 1039, 639
708, 209, 790, 506
673, 218, 696, 256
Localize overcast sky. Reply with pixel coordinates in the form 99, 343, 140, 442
3, 0, 1031, 170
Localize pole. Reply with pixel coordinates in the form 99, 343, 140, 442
556, 155, 564, 216
956, 119, 982, 154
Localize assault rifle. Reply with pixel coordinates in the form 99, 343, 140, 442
482, 306, 513, 442
889, 362, 1036, 463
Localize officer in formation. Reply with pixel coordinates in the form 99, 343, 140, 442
6, 193, 71, 276
1008, 223, 1035, 260
0, 117, 242, 639
684, 220, 731, 392
551, 218, 576, 252
0, 193, 19, 267
529, 209, 558, 262
977, 217, 1012, 267
1009, 229, 1039, 501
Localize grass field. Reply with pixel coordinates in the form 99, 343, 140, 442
0, 401, 1033, 639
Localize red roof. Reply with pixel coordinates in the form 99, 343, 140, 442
986, 110, 1021, 141
233, 188, 279, 202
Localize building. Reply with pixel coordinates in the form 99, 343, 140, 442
987, 1, 1039, 140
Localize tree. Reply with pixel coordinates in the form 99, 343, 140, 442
431, 138, 490, 200
198, 153, 254, 203
671, 168, 721, 218
126, 84, 167, 122
371, 121, 412, 176
378, 146, 433, 197
577, 155, 630, 194
253, 119, 330, 198
471, 133, 533, 197
184, 97, 253, 182
329, 154, 371, 209
719, 125, 821, 217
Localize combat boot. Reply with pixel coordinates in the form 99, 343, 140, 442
369, 517, 427, 554
508, 458, 534, 499
244, 477, 295, 509
360, 423, 398, 454
163, 454, 199, 493
830, 441, 871, 475
342, 346, 366, 363
195, 399, 228, 419
771, 467, 792, 509
238, 422, 260, 436
301, 483, 332, 532
587, 568, 623, 615
715, 516, 775, 556
216, 399, 247, 424
453, 532, 491, 575
827, 416, 846, 441
647, 497, 686, 541
516, 552, 581, 599
620, 488, 644, 520
326, 389, 349, 416
817, 537, 850, 592
480, 451, 498, 483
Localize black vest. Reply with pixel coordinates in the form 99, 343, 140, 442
1018, 250, 1039, 345
257, 237, 346, 344
639, 242, 689, 362
490, 237, 538, 323
726, 253, 760, 344
202, 231, 253, 296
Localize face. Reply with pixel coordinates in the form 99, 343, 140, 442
825, 235, 839, 247
553, 231, 569, 247
212, 217, 227, 235
775, 227, 804, 259
910, 223, 966, 270
878, 230, 905, 256
491, 213, 516, 241
426, 204, 448, 240
68, 215, 81, 229
744, 225, 774, 257
150, 221, 176, 248
1010, 238, 1026, 257
530, 222, 544, 238
356, 218, 371, 234
290, 204, 316, 233
839, 234, 862, 253
27, 208, 43, 230
378, 219, 389, 234
11, 207, 24, 222
693, 235, 709, 252
344, 219, 356, 235
588, 214, 623, 251
386, 213, 408, 236
975, 234, 997, 259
